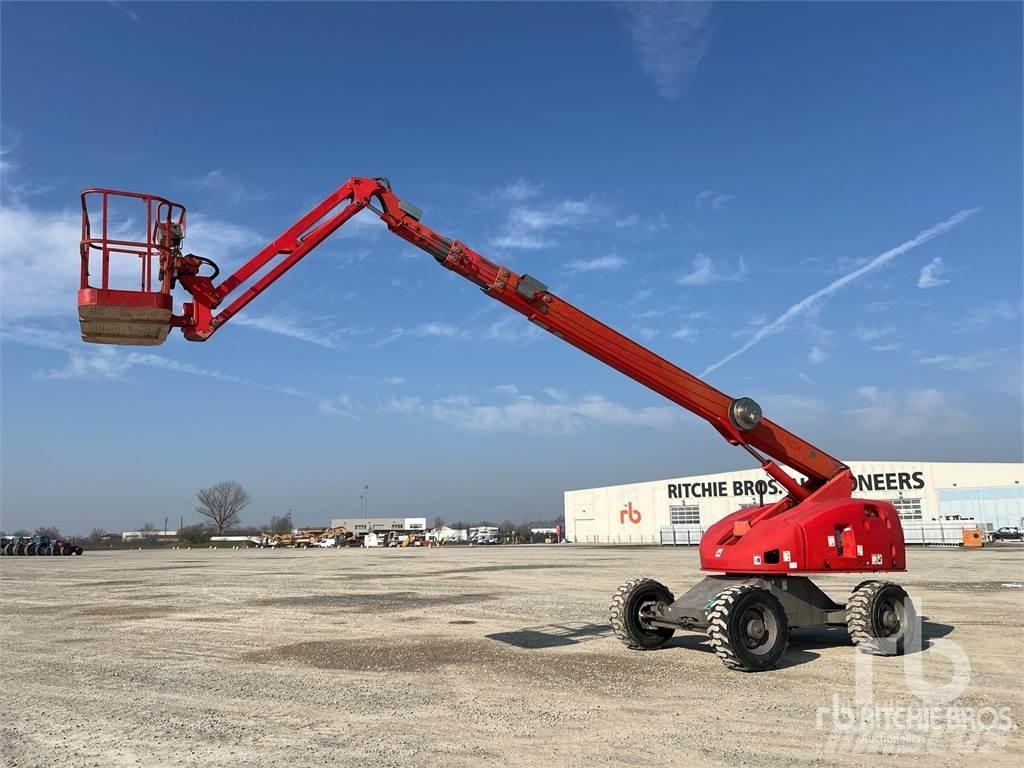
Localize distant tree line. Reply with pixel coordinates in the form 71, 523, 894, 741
4, 479, 564, 545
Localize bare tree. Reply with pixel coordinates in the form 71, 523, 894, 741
35, 526, 61, 539
432, 515, 444, 530
196, 481, 251, 534
267, 514, 292, 534
88, 528, 106, 543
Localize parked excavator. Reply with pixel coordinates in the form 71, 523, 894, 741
77, 177, 915, 671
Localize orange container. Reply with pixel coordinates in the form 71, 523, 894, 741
962, 529, 984, 548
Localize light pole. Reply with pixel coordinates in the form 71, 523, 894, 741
364, 485, 369, 519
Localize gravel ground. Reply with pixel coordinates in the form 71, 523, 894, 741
1, 545, 1021, 767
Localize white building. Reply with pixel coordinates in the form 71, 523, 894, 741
330, 517, 426, 535
564, 461, 1023, 545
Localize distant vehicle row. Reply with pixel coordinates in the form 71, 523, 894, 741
1, 535, 83, 556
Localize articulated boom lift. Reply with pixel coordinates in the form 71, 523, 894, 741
78, 177, 914, 671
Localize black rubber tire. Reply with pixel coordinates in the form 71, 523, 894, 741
72, 547, 83, 556
609, 577, 676, 650
26, 544, 37, 556
706, 585, 789, 672
847, 581, 916, 656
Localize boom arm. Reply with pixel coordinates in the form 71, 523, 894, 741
97, 177, 849, 493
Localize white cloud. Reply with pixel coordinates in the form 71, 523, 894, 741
318, 394, 362, 420
857, 385, 880, 402
918, 348, 1009, 371
960, 300, 1020, 331
917, 256, 950, 289
232, 314, 371, 349
34, 346, 133, 381
489, 178, 543, 202
847, 387, 974, 440
632, 288, 656, 304
695, 189, 734, 210
480, 314, 543, 344
376, 321, 466, 346
798, 372, 815, 386
491, 199, 596, 250
542, 387, 568, 401
614, 212, 670, 232
178, 212, 264, 274
0, 204, 85, 321
854, 326, 894, 343
677, 253, 746, 286
388, 392, 679, 434
871, 342, 901, 352
623, 1, 713, 100
764, 387, 976, 442
190, 169, 263, 205
492, 384, 519, 396
0, 197, 265, 326
808, 346, 829, 364
637, 327, 659, 341
701, 207, 980, 376
671, 326, 698, 342
4, 323, 320, 403
565, 255, 626, 273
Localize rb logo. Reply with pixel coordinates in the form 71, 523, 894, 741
619, 502, 641, 525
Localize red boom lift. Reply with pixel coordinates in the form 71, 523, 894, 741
78, 177, 915, 671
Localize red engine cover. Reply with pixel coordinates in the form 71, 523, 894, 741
699, 473, 906, 574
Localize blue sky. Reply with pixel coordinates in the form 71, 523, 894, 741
1, 1, 1021, 533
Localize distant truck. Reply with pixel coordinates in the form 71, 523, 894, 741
989, 527, 1023, 542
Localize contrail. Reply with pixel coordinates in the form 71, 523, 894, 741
701, 207, 981, 377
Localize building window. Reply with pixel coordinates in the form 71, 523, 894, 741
408, 523, 423, 529
889, 497, 923, 521
669, 504, 700, 525
355, 524, 366, 531
373, 524, 386, 530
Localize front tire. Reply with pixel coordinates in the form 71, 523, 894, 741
706, 585, 789, 672
609, 577, 676, 650
847, 581, 916, 656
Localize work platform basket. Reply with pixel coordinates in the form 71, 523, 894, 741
78, 189, 185, 345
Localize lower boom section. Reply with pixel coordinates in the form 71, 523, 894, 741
609, 574, 916, 672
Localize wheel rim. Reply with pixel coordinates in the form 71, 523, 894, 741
873, 593, 906, 639
739, 605, 779, 655
636, 597, 662, 632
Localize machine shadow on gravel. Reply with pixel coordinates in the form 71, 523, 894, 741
487, 623, 611, 649
786, 616, 954, 656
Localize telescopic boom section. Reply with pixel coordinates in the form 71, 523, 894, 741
84, 176, 848, 491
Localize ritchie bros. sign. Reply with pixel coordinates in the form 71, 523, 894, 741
667, 471, 926, 500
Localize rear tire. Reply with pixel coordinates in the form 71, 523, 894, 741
609, 577, 676, 650
706, 585, 789, 672
847, 581, 916, 656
